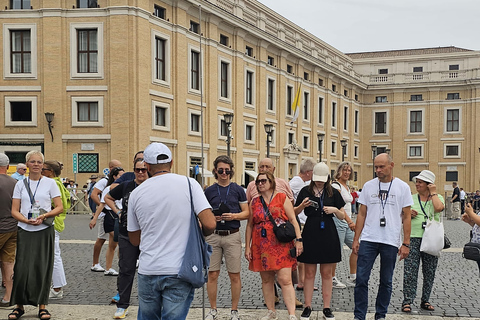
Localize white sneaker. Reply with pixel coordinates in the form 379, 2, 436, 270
260, 310, 278, 320
114, 307, 128, 319
91, 263, 105, 272
230, 310, 240, 320
104, 268, 119, 276
289, 315, 298, 320
346, 276, 356, 287
205, 309, 218, 320
332, 277, 346, 289
49, 287, 63, 299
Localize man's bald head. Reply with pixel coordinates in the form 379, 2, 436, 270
258, 158, 275, 174
109, 159, 122, 170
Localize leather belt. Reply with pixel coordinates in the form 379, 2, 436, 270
214, 228, 240, 236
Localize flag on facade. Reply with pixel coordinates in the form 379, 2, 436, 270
290, 84, 302, 124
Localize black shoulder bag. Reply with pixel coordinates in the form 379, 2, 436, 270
463, 230, 480, 261
260, 196, 296, 243
23, 179, 54, 227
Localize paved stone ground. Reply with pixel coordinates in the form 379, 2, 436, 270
1, 214, 478, 319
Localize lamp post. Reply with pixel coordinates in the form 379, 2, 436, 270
371, 145, 378, 178
340, 139, 347, 162
317, 133, 325, 162
264, 124, 274, 157
44, 112, 55, 142
223, 113, 234, 157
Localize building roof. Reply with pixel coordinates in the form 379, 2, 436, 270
345, 46, 473, 59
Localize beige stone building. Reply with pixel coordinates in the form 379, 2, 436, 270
1, 0, 479, 196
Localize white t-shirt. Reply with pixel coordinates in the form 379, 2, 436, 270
127, 174, 212, 276
460, 190, 466, 200
13, 177, 61, 232
289, 175, 310, 224
358, 177, 413, 248
332, 181, 353, 218
100, 186, 122, 212
93, 177, 108, 192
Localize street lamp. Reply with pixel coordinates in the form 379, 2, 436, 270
317, 133, 325, 162
340, 139, 347, 162
264, 124, 274, 157
371, 145, 378, 178
44, 112, 55, 142
223, 113, 234, 157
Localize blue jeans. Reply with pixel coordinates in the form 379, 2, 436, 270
354, 241, 398, 320
137, 274, 194, 320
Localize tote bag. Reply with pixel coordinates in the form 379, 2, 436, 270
420, 215, 445, 257
177, 177, 213, 288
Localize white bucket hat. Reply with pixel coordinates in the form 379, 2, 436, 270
412, 170, 435, 184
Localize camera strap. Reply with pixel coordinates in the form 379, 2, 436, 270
418, 194, 432, 221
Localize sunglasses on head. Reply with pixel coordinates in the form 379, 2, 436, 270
255, 178, 268, 185
41, 168, 51, 172
134, 168, 147, 173
217, 168, 231, 175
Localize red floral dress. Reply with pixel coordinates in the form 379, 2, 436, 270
249, 193, 296, 272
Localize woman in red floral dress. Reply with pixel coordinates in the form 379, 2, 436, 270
245, 172, 303, 320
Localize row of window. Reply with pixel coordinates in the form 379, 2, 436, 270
406, 144, 461, 158
375, 92, 460, 103
7, 0, 100, 9
378, 64, 460, 74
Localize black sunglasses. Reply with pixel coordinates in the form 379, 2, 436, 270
134, 168, 147, 173
255, 178, 268, 185
217, 168, 231, 175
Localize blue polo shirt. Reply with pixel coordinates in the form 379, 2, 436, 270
204, 182, 247, 230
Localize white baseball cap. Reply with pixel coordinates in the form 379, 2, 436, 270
143, 143, 172, 164
312, 162, 330, 182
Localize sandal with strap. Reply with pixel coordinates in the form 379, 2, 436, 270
421, 301, 435, 311
38, 309, 51, 320
401, 304, 412, 313
8, 308, 25, 320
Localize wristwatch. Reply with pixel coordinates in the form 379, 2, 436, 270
296, 238, 303, 242
402, 243, 410, 248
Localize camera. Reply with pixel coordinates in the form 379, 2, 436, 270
309, 200, 319, 209
380, 217, 386, 227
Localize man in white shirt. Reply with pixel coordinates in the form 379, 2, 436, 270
353, 153, 412, 320
127, 142, 216, 319
460, 187, 466, 215
10, 163, 26, 181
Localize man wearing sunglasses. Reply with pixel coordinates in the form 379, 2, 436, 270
204, 156, 249, 320
11, 163, 27, 181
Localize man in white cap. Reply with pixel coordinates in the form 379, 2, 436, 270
353, 153, 412, 320
127, 142, 216, 319
10, 163, 26, 181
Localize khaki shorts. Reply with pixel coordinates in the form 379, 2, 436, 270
0, 231, 17, 263
206, 231, 242, 273
97, 215, 109, 240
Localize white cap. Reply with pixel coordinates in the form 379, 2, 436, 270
0, 153, 9, 166
143, 142, 172, 164
312, 162, 330, 182
412, 170, 435, 184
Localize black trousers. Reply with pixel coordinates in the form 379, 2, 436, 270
117, 233, 140, 309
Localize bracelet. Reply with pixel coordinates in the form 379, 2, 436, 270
430, 193, 438, 197
43, 214, 47, 220
402, 243, 410, 248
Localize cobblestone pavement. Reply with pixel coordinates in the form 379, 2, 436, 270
1, 214, 478, 319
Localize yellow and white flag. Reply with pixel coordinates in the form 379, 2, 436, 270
290, 84, 302, 124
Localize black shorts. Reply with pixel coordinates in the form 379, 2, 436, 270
103, 210, 118, 234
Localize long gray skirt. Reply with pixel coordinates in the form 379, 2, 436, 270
11, 226, 54, 306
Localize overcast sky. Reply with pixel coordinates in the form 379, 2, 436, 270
257, 0, 480, 53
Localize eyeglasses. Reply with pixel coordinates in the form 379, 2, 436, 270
41, 168, 52, 172
134, 168, 147, 173
217, 168, 231, 175
255, 179, 268, 185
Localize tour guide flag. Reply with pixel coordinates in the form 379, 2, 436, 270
290, 84, 302, 123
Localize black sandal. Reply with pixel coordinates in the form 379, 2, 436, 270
8, 308, 25, 320
401, 303, 412, 313
421, 301, 435, 311
38, 309, 51, 320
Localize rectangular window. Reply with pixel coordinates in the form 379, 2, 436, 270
10, 30, 31, 73
304, 72, 309, 81
409, 171, 421, 181
77, 102, 98, 122
155, 106, 167, 127
355, 94, 359, 101
410, 94, 423, 101
220, 119, 228, 136
375, 96, 387, 103
245, 46, 253, 56
287, 64, 293, 74
449, 64, 459, 71
303, 92, 309, 120
77, 0, 97, 8
220, 61, 229, 98
190, 113, 200, 132
344, 90, 348, 97
447, 93, 460, 100
331, 102, 336, 127
413, 66, 423, 72
268, 56, 274, 66
332, 84, 336, 92
303, 136, 309, 150
10, 101, 32, 121
378, 68, 388, 74
286, 86, 293, 115
318, 97, 324, 124
190, 21, 199, 34
288, 132, 294, 144
354, 145, 358, 158
446, 145, 459, 156
409, 146, 422, 157
375, 112, 387, 134
343, 106, 348, 130
77, 29, 98, 73
354, 110, 359, 133
155, 37, 166, 81
410, 110, 422, 133
11, 0, 31, 9
446, 109, 459, 132
153, 5, 166, 18
220, 34, 228, 46
245, 124, 253, 141
78, 153, 99, 173
191, 51, 200, 90
446, 171, 458, 181
267, 79, 274, 111
246, 71, 253, 105
318, 78, 324, 86
331, 141, 336, 154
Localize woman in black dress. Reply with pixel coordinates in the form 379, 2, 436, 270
294, 162, 345, 320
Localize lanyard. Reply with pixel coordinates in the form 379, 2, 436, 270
378, 178, 393, 217
318, 191, 325, 212
417, 194, 431, 220
27, 177, 42, 209
216, 183, 231, 204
